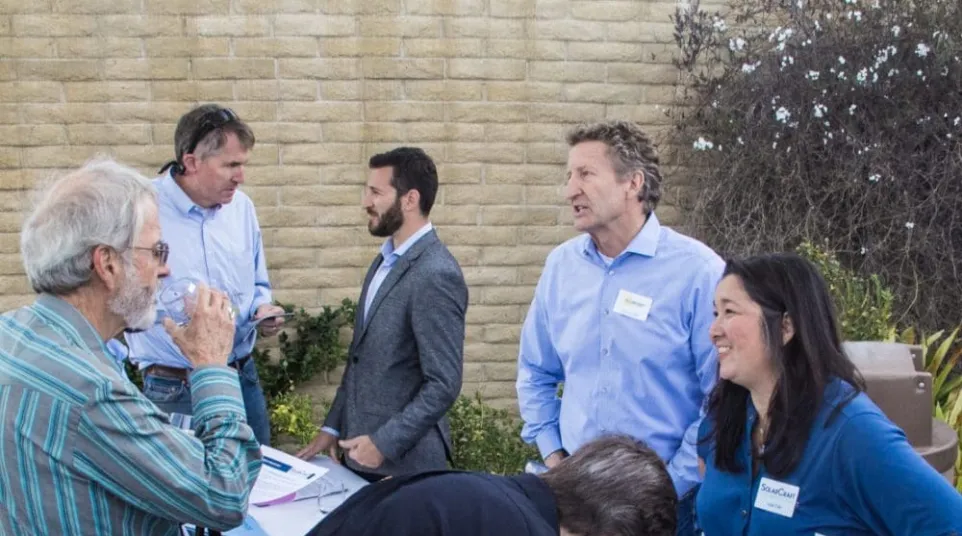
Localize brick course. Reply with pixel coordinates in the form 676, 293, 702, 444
0, 0, 712, 411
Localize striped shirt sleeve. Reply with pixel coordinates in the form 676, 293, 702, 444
71, 366, 263, 531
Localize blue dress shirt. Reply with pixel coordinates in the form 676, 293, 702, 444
125, 173, 274, 369
363, 222, 435, 326
696, 378, 962, 535
516, 213, 724, 498
321, 221, 434, 438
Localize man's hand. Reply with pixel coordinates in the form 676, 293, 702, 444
339, 435, 385, 469
296, 430, 340, 462
545, 450, 568, 469
254, 304, 286, 338
163, 285, 235, 368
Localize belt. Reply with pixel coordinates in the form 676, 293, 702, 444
144, 355, 251, 381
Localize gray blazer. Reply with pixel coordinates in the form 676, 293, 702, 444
324, 229, 468, 477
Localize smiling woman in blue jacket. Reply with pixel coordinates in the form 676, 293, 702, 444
696, 253, 962, 535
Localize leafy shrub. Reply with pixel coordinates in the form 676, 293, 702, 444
797, 240, 895, 341
448, 392, 539, 475
254, 298, 356, 402
269, 392, 322, 447
669, 0, 962, 334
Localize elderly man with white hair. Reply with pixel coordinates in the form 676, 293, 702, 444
0, 157, 262, 535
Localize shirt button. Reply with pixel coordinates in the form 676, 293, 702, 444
741, 509, 748, 517
608, 270, 615, 275
602, 348, 609, 355
604, 309, 610, 315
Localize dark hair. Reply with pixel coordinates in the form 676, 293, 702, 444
159, 104, 255, 176
368, 147, 439, 216
566, 120, 663, 216
702, 253, 865, 477
540, 435, 677, 536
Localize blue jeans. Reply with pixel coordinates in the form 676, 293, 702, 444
142, 357, 272, 446
676, 484, 699, 536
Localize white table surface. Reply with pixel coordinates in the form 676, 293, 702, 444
247, 455, 369, 536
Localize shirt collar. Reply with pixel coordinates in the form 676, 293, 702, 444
157, 171, 218, 218
32, 293, 117, 370
581, 212, 662, 260
379, 222, 434, 266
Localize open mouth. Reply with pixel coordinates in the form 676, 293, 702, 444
572, 204, 588, 215
716, 345, 731, 355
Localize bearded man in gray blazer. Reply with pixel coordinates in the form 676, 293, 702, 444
297, 147, 468, 481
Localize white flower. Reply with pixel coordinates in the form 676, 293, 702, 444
857, 68, 868, 83
729, 37, 747, 51
741, 61, 761, 74
954, 116, 960, 126
806, 70, 820, 80
713, 17, 728, 32
916, 43, 931, 57
849, 104, 857, 115
892, 25, 901, 37
693, 137, 714, 151
905, 222, 915, 229
737, 136, 745, 145
838, 56, 847, 65
860, 247, 868, 255
868, 174, 880, 183
813, 103, 828, 118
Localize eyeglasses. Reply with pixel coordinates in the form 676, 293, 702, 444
130, 241, 170, 265
315, 477, 349, 514
184, 107, 239, 156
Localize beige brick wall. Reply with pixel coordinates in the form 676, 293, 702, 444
0, 0, 689, 410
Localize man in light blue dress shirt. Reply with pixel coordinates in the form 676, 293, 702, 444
124, 104, 286, 446
516, 120, 724, 536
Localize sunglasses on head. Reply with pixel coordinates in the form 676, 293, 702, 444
184, 107, 239, 156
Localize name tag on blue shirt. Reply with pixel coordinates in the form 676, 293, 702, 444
613, 289, 653, 321
754, 477, 800, 518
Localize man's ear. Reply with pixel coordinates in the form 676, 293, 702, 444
91, 245, 123, 293
627, 170, 645, 200
182, 152, 199, 175
402, 189, 421, 214
781, 313, 796, 345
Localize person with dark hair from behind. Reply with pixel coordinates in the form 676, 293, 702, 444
309, 435, 677, 536
697, 253, 962, 535
297, 147, 468, 481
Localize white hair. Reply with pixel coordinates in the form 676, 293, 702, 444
21, 157, 157, 295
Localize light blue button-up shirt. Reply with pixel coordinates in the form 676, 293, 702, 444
321, 221, 434, 439
516, 213, 724, 497
363, 222, 434, 326
124, 173, 274, 369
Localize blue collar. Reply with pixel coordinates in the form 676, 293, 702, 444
581, 212, 662, 260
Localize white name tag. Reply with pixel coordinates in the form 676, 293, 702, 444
612, 290, 653, 321
754, 477, 799, 518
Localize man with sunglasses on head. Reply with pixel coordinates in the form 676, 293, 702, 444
124, 103, 285, 446
0, 157, 262, 534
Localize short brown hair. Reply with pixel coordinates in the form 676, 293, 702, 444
540, 435, 677, 536
174, 104, 255, 163
566, 120, 663, 215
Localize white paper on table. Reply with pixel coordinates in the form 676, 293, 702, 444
249, 446, 328, 507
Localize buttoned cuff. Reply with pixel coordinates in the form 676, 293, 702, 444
669, 466, 697, 499
536, 427, 564, 460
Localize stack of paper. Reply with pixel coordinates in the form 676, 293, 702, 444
249, 446, 329, 507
